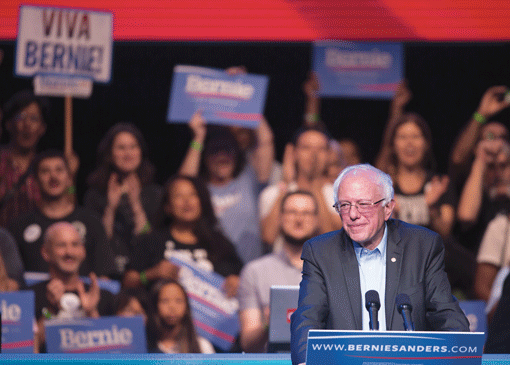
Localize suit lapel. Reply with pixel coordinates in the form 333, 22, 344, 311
339, 232, 362, 329
385, 220, 403, 329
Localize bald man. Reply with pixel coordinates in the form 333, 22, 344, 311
30, 222, 115, 352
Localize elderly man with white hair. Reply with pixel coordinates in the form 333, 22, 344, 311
290, 164, 469, 365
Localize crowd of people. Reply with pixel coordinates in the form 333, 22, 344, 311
1, 69, 510, 354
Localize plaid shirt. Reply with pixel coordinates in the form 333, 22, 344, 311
0, 148, 40, 227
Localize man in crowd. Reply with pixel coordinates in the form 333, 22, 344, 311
259, 127, 342, 248
238, 191, 320, 352
290, 164, 469, 365
9, 150, 115, 277
31, 222, 115, 351
0, 90, 46, 227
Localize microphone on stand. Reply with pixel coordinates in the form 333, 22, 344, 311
396, 293, 415, 331
365, 290, 381, 330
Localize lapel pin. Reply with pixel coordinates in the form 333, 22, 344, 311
391, 257, 396, 262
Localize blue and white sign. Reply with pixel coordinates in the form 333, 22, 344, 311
45, 316, 146, 353
313, 41, 403, 99
171, 257, 239, 351
24, 272, 121, 295
167, 65, 269, 128
15, 5, 113, 85
0, 291, 34, 353
306, 330, 484, 365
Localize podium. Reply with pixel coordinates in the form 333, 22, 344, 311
306, 330, 485, 365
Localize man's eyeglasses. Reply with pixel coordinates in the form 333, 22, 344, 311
333, 198, 385, 215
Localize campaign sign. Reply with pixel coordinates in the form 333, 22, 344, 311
167, 65, 269, 128
170, 257, 239, 351
45, 316, 146, 353
15, 5, 113, 83
306, 330, 484, 365
0, 291, 34, 353
313, 41, 403, 99
24, 272, 121, 295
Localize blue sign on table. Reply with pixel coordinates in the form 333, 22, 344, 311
167, 65, 269, 128
313, 41, 403, 99
306, 330, 484, 365
45, 316, 147, 353
0, 291, 34, 353
170, 257, 239, 351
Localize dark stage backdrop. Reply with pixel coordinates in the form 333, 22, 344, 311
0, 41, 509, 203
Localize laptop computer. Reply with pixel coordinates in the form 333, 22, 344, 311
268, 285, 300, 353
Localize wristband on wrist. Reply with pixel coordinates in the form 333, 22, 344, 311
191, 140, 203, 151
304, 113, 319, 124
42, 307, 53, 320
473, 112, 486, 125
140, 221, 151, 234
140, 271, 148, 286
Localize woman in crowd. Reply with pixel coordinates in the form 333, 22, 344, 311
84, 123, 162, 277
178, 112, 274, 264
123, 175, 243, 297
376, 112, 456, 238
148, 279, 215, 354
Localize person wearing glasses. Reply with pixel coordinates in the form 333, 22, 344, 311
237, 191, 320, 353
290, 164, 469, 365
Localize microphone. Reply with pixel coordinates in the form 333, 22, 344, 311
396, 293, 414, 331
365, 290, 381, 330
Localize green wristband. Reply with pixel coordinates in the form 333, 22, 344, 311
191, 140, 203, 151
473, 112, 486, 125
42, 307, 53, 320
140, 271, 148, 286
140, 221, 151, 234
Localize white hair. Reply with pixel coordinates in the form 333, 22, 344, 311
332, 163, 394, 205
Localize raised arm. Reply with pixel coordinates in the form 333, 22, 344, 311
457, 139, 506, 224
251, 116, 275, 183
375, 80, 412, 172
450, 86, 510, 167
303, 72, 321, 126
178, 111, 207, 177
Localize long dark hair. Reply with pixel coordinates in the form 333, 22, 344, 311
156, 175, 242, 272
389, 112, 436, 174
148, 279, 201, 353
87, 122, 155, 192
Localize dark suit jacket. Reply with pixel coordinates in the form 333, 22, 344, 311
290, 219, 469, 365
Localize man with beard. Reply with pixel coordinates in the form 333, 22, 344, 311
259, 127, 342, 248
9, 150, 115, 277
237, 191, 319, 352
30, 222, 115, 352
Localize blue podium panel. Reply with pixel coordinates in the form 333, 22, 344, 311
307, 330, 485, 365
0, 353, 506, 364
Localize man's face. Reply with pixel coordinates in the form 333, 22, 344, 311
481, 122, 509, 142
8, 102, 46, 151
281, 194, 319, 244
336, 172, 394, 250
294, 131, 329, 180
42, 225, 85, 275
205, 150, 236, 182
37, 157, 71, 199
